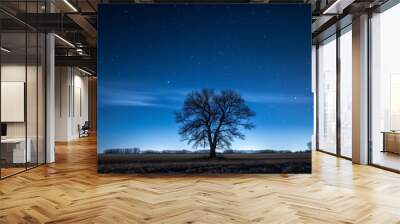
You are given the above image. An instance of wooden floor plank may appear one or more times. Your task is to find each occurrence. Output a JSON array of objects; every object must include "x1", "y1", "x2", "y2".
[{"x1": 0, "y1": 135, "x2": 400, "y2": 223}]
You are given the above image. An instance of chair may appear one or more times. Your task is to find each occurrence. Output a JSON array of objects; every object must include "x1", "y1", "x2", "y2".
[{"x1": 78, "y1": 121, "x2": 90, "y2": 138}]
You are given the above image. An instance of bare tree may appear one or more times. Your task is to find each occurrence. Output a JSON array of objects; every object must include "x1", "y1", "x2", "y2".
[{"x1": 175, "y1": 89, "x2": 255, "y2": 159}]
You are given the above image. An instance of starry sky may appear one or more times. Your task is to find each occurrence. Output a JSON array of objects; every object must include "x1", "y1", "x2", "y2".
[{"x1": 98, "y1": 4, "x2": 312, "y2": 153}]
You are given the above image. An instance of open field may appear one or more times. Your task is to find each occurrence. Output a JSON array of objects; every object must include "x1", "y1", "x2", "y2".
[{"x1": 98, "y1": 152, "x2": 311, "y2": 174}]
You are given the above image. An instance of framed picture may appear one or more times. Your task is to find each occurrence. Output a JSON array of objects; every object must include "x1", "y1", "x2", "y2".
[{"x1": 98, "y1": 4, "x2": 312, "y2": 174}]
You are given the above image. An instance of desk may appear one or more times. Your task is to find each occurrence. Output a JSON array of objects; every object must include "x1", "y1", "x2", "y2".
[
  {"x1": 1, "y1": 138, "x2": 31, "y2": 163},
  {"x1": 382, "y1": 131, "x2": 400, "y2": 154}
]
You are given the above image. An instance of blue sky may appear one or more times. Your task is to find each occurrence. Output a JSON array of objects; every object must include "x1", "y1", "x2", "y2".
[{"x1": 98, "y1": 4, "x2": 312, "y2": 153}]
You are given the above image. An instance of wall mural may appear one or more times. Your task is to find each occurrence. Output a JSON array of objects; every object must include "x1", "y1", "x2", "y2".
[{"x1": 98, "y1": 4, "x2": 312, "y2": 173}]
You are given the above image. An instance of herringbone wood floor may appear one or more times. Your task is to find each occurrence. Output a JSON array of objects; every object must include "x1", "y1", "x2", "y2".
[{"x1": 1, "y1": 135, "x2": 400, "y2": 224}]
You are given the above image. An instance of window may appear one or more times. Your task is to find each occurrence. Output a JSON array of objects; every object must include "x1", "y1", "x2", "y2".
[
  {"x1": 0, "y1": 2, "x2": 46, "y2": 179},
  {"x1": 370, "y1": 3, "x2": 400, "y2": 171},
  {"x1": 339, "y1": 27, "x2": 352, "y2": 158},
  {"x1": 317, "y1": 35, "x2": 337, "y2": 154}
]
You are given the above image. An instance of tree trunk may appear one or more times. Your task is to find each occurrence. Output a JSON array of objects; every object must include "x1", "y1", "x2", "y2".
[{"x1": 209, "y1": 145, "x2": 217, "y2": 159}]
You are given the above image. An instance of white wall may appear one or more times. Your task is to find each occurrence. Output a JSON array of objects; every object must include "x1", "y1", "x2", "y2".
[
  {"x1": 72, "y1": 73, "x2": 89, "y2": 138},
  {"x1": 55, "y1": 67, "x2": 89, "y2": 141},
  {"x1": 1, "y1": 64, "x2": 26, "y2": 139},
  {"x1": 55, "y1": 66, "x2": 70, "y2": 141},
  {"x1": 1, "y1": 64, "x2": 40, "y2": 137},
  {"x1": 1, "y1": 63, "x2": 46, "y2": 164}
]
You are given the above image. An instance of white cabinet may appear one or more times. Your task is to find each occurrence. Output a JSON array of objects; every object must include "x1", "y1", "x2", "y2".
[{"x1": 1, "y1": 138, "x2": 32, "y2": 163}]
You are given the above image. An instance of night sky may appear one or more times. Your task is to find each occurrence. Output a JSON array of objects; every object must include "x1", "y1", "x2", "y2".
[{"x1": 98, "y1": 4, "x2": 312, "y2": 153}]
